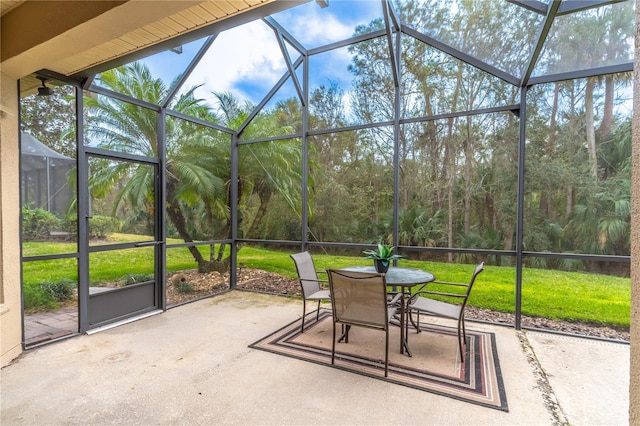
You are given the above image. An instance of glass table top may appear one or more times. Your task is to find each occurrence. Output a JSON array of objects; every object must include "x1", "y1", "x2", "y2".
[{"x1": 340, "y1": 266, "x2": 434, "y2": 285}]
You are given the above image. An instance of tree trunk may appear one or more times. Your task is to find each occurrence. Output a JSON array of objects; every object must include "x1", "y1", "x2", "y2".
[
  {"x1": 445, "y1": 61, "x2": 462, "y2": 264},
  {"x1": 503, "y1": 220, "x2": 515, "y2": 266},
  {"x1": 165, "y1": 198, "x2": 206, "y2": 267},
  {"x1": 566, "y1": 186, "x2": 574, "y2": 216},
  {"x1": 166, "y1": 180, "x2": 228, "y2": 273},
  {"x1": 445, "y1": 118, "x2": 455, "y2": 263},
  {"x1": 424, "y1": 95, "x2": 441, "y2": 210},
  {"x1": 548, "y1": 82, "x2": 559, "y2": 155},
  {"x1": 599, "y1": 75, "x2": 614, "y2": 142},
  {"x1": 448, "y1": 184, "x2": 454, "y2": 263},
  {"x1": 463, "y1": 116, "x2": 472, "y2": 234},
  {"x1": 585, "y1": 77, "x2": 598, "y2": 178},
  {"x1": 540, "y1": 82, "x2": 560, "y2": 219},
  {"x1": 246, "y1": 183, "x2": 271, "y2": 239}
]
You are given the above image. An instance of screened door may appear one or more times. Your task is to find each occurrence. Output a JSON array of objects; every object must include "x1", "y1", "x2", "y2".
[{"x1": 85, "y1": 153, "x2": 162, "y2": 328}]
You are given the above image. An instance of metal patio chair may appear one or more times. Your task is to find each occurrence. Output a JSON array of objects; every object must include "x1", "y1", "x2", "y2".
[
  {"x1": 327, "y1": 269, "x2": 399, "y2": 377},
  {"x1": 290, "y1": 251, "x2": 331, "y2": 333},
  {"x1": 407, "y1": 262, "x2": 484, "y2": 361}
]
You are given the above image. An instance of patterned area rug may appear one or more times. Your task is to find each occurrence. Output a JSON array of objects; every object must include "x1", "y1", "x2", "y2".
[{"x1": 250, "y1": 309, "x2": 508, "y2": 411}]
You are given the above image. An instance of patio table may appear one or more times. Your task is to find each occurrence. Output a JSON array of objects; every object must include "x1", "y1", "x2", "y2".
[{"x1": 339, "y1": 266, "x2": 435, "y2": 356}]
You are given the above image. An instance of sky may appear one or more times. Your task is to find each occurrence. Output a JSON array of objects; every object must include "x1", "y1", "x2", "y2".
[
  {"x1": 138, "y1": 0, "x2": 384, "y2": 113},
  {"x1": 119, "y1": 0, "x2": 635, "y2": 122}
]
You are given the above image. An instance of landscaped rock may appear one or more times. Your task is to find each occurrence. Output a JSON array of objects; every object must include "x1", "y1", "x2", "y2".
[{"x1": 166, "y1": 268, "x2": 629, "y2": 342}]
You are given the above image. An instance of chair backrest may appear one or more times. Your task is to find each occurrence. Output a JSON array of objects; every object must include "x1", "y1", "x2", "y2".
[
  {"x1": 460, "y1": 262, "x2": 485, "y2": 310},
  {"x1": 290, "y1": 251, "x2": 321, "y2": 297},
  {"x1": 327, "y1": 269, "x2": 388, "y2": 330}
]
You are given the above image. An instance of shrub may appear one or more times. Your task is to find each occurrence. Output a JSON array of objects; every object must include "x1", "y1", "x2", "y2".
[
  {"x1": 23, "y1": 285, "x2": 57, "y2": 312},
  {"x1": 23, "y1": 278, "x2": 76, "y2": 311},
  {"x1": 61, "y1": 215, "x2": 78, "y2": 237},
  {"x1": 123, "y1": 273, "x2": 154, "y2": 286},
  {"x1": 174, "y1": 281, "x2": 194, "y2": 293},
  {"x1": 40, "y1": 279, "x2": 76, "y2": 302},
  {"x1": 170, "y1": 273, "x2": 194, "y2": 293},
  {"x1": 21, "y1": 206, "x2": 61, "y2": 241},
  {"x1": 89, "y1": 215, "x2": 119, "y2": 239}
]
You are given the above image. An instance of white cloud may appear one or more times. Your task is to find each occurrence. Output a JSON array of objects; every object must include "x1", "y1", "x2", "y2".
[
  {"x1": 274, "y1": 0, "x2": 382, "y2": 49},
  {"x1": 175, "y1": 1, "x2": 384, "y2": 109},
  {"x1": 182, "y1": 20, "x2": 289, "y2": 107},
  {"x1": 285, "y1": 8, "x2": 354, "y2": 47}
]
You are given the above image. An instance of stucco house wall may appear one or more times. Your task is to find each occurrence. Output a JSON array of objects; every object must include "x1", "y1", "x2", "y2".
[
  {"x1": 629, "y1": 8, "x2": 640, "y2": 423},
  {"x1": 0, "y1": 71, "x2": 23, "y2": 366}
]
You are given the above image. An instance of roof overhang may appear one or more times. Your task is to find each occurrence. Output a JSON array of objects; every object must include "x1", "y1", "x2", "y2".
[{"x1": 1, "y1": 0, "x2": 305, "y2": 94}]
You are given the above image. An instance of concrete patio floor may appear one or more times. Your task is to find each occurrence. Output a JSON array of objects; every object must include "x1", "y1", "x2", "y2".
[{"x1": 1, "y1": 291, "x2": 629, "y2": 425}]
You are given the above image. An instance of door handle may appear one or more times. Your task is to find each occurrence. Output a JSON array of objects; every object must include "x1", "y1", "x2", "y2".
[{"x1": 134, "y1": 241, "x2": 162, "y2": 247}]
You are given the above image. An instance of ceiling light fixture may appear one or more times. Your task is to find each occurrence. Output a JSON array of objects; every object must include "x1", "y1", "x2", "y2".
[{"x1": 37, "y1": 77, "x2": 52, "y2": 96}]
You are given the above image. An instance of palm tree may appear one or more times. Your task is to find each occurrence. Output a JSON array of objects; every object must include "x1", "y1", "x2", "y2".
[
  {"x1": 87, "y1": 65, "x2": 310, "y2": 272},
  {"x1": 85, "y1": 62, "x2": 229, "y2": 272},
  {"x1": 396, "y1": 207, "x2": 447, "y2": 248},
  {"x1": 211, "y1": 91, "x2": 307, "y2": 240}
]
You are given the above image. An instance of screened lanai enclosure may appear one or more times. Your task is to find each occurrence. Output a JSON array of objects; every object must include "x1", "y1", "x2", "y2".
[
  {"x1": 20, "y1": 0, "x2": 633, "y2": 346},
  {"x1": 20, "y1": 132, "x2": 75, "y2": 217}
]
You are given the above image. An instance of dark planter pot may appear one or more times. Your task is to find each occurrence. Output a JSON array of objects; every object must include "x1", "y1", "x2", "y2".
[{"x1": 374, "y1": 259, "x2": 390, "y2": 273}]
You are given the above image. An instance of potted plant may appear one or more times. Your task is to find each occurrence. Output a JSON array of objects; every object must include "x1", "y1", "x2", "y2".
[{"x1": 363, "y1": 244, "x2": 404, "y2": 273}]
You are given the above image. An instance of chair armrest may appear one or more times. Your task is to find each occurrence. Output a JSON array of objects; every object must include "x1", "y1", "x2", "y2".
[
  {"x1": 300, "y1": 278, "x2": 330, "y2": 292},
  {"x1": 315, "y1": 273, "x2": 329, "y2": 287},
  {"x1": 408, "y1": 290, "x2": 466, "y2": 304},
  {"x1": 300, "y1": 277, "x2": 328, "y2": 283},
  {"x1": 414, "y1": 279, "x2": 468, "y2": 292},
  {"x1": 431, "y1": 280, "x2": 469, "y2": 287},
  {"x1": 314, "y1": 278, "x2": 329, "y2": 289},
  {"x1": 419, "y1": 290, "x2": 466, "y2": 298},
  {"x1": 387, "y1": 292, "x2": 402, "y2": 307}
]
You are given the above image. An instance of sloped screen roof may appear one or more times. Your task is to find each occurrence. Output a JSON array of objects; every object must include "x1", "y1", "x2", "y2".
[{"x1": 82, "y1": 0, "x2": 634, "y2": 96}]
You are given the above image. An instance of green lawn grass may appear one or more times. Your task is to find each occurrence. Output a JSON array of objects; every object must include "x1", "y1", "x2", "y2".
[
  {"x1": 22, "y1": 237, "x2": 631, "y2": 329},
  {"x1": 238, "y1": 247, "x2": 630, "y2": 329}
]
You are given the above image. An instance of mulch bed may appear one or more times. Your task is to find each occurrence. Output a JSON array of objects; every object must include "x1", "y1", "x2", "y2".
[{"x1": 166, "y1": 268, "x2": 630, "y2": 342}]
